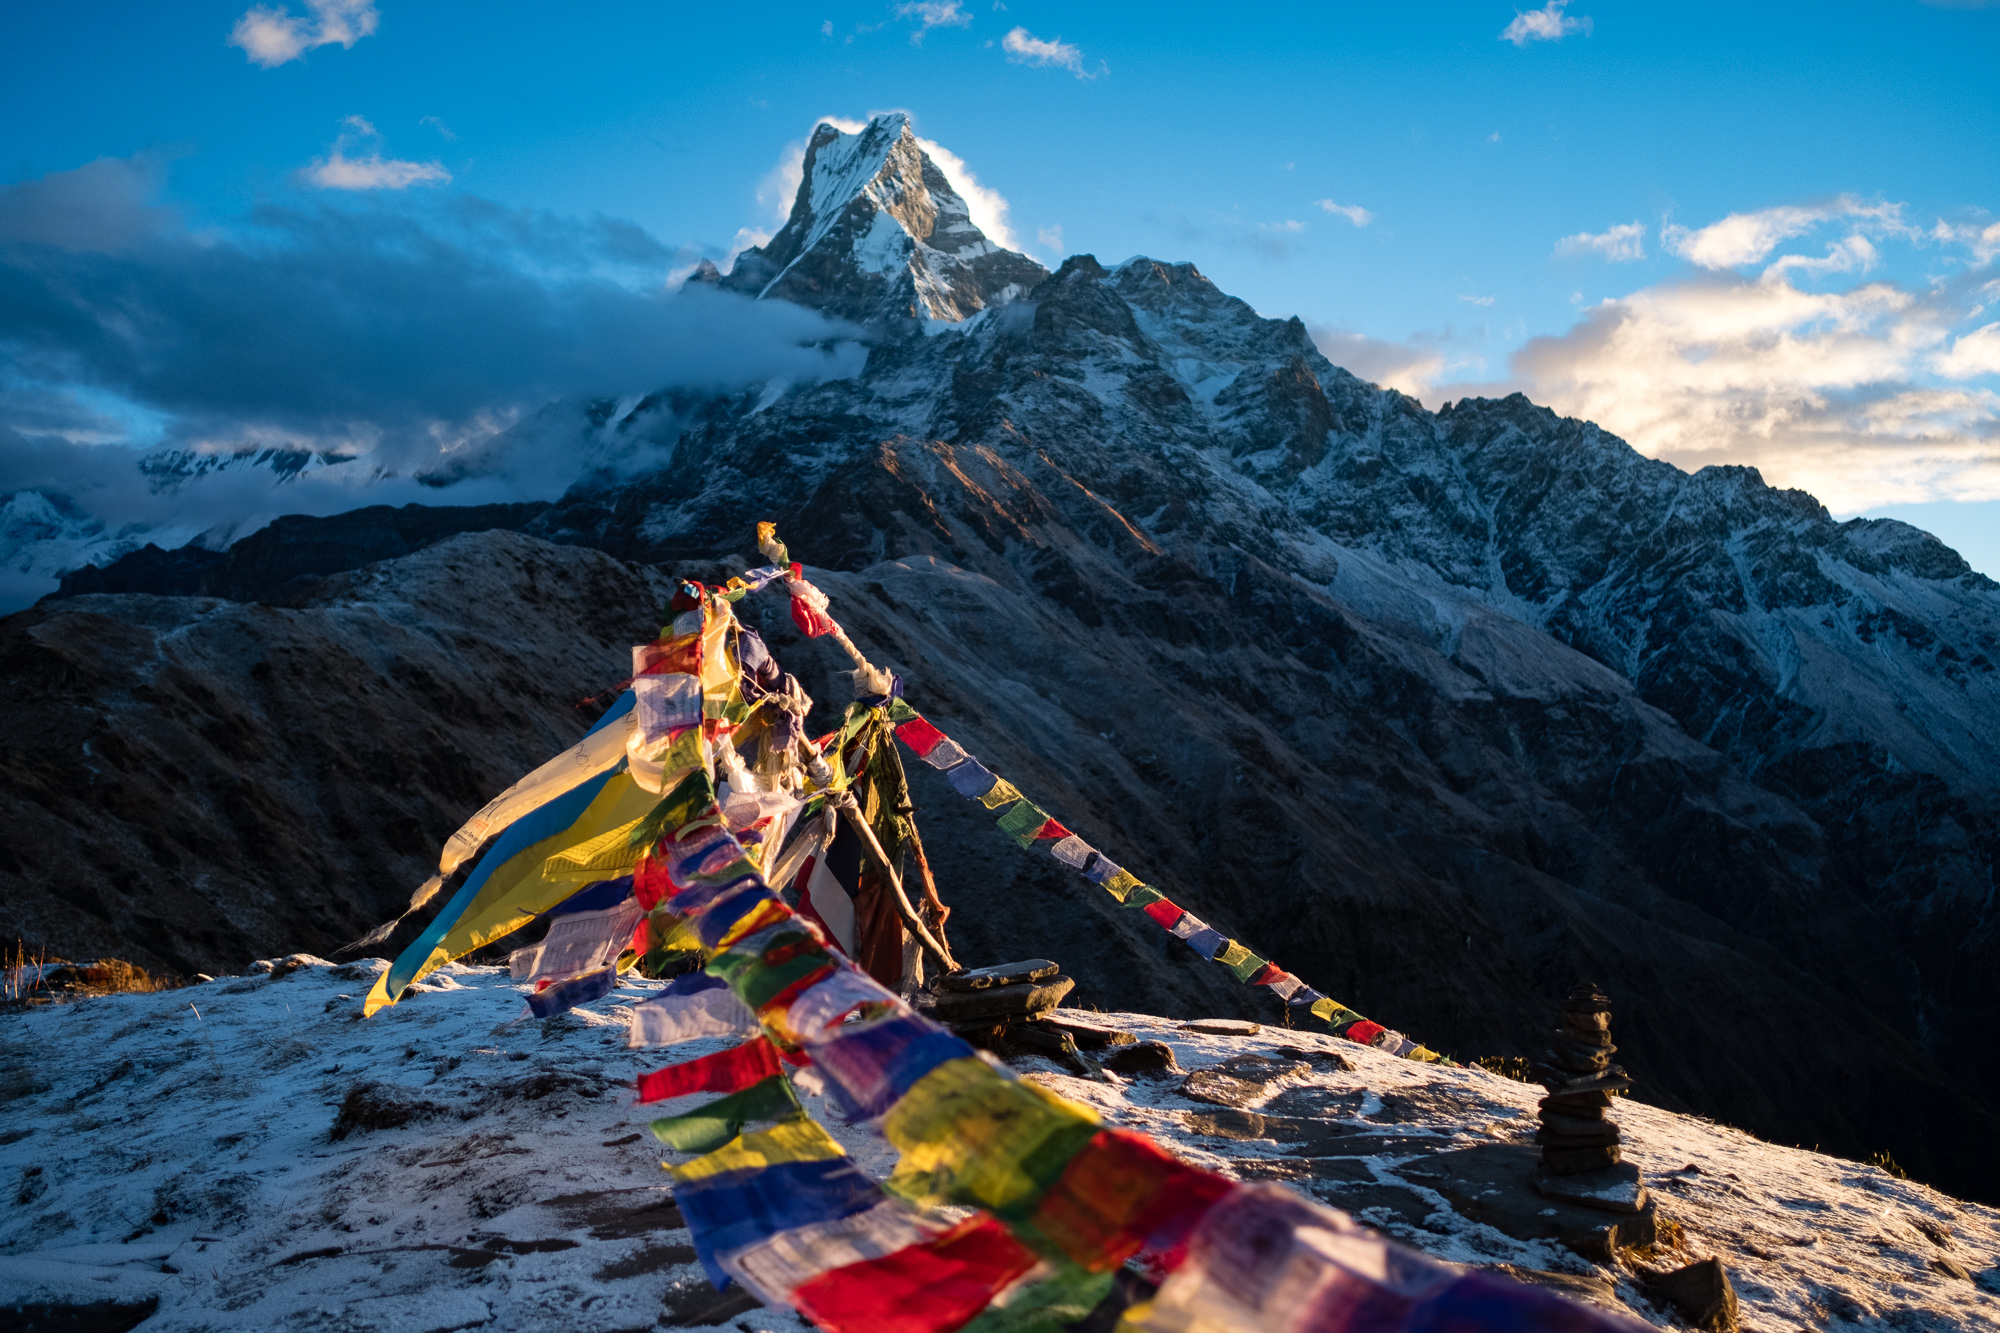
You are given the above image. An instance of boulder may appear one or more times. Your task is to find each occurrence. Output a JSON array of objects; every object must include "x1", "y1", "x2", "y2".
[
  {"x1": 1645, "y1": 1257, "x2": 1738, "y2": 1332},
  {"x1": 931, "y1": 974, "x2": 1073, "y2": 1023},
  {"x1": 1102, "y1": 1041, "x2": 1180, "y2": 1077}
]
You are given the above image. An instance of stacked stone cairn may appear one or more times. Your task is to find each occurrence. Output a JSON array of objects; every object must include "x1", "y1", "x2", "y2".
[
  {"x1": 928, "y1": 959, "x2": 1137, "y2": 1076},
  {"x1": 1535, "y1": 982, "x2": 1632, "y2": 1173}
]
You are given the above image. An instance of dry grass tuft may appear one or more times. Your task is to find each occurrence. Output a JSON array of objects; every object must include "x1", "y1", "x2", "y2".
[{"x1": 4, "y1": 941, "x2": 180, "y2": 1006}]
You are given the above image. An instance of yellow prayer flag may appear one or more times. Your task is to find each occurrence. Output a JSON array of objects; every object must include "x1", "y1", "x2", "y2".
[
  {"x1": 670, "y1": 1116, "x2": 845, "y2": 1183},
  {"x1": 1101, "y1": 869, "x2": 1143, "y2": 901},
  {"x1": 976, "y1": 779, "x2": 1023, "y2": 811},
  {"x1": 882, "y1": 1058, "x2": 1099, "y2": 1215},
  {"x1": 541, "y1": 815, "x2": 648, "y2": 882}
]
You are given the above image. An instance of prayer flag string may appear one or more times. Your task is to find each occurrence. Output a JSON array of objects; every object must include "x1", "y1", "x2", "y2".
[
  {"x1": 357, "y1": 528, "x2": 1644, "y2": 1333},
  {"x1": 883, "y1": 700, "x2": 1445, "y2": 1063}
]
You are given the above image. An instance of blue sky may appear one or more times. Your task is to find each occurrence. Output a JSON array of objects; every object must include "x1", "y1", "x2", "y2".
[{"x1": 3, "y1": 0, "x2": 1999, "y2": 574}]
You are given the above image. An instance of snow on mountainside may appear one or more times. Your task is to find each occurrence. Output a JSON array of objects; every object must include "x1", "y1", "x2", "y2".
[
  {"x1": 714, "y1": 114, "x2": 1049, "y2": 326},
  {"x1": 3, "y1": 961, "x2": 1997, "y2": 1331}
]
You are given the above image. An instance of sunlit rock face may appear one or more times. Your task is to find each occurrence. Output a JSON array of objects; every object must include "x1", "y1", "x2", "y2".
[
  {"x1": 716, "y1": 113, "x2": 1049, "y2": 327},
  {"x1": 14, "y1": 122, "x2": 2000, "y2": 1203}
]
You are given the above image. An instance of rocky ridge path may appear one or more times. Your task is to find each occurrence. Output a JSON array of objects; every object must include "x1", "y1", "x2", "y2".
[{"x1": 1, "y1": 961, "x2": 1994, "y2": 1332}]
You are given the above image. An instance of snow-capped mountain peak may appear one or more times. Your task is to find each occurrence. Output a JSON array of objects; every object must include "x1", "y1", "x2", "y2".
[{"x1": 720, "y1": 114, "x2": 1048, "y2": 326}]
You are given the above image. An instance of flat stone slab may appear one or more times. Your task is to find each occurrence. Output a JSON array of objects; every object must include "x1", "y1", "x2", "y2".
[
  {"x1": 1534, "y1": 1160, "x2": 1651, "y2": 1214},
  {"x1": 932, "y1": 975, "x2": 1073, "y2": 1023},
  {"x1": 1181, "y1": 1019, "x2": 1261, "y2": 1036},
  {"x1": 1179, "y1": 1054, "x2": 1309, "y2": 1108},
  {"x1": 1396, "y1": 1142, "x2": 1656, "y2": 1262},
  {"x1": 1034, "y1": 1012, "x2": 1137, "y2": 1048},
  {"x1": 937, "y1": 959, "x2": 1060, "y2": 992}
]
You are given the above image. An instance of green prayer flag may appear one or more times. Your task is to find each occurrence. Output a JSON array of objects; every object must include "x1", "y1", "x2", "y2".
[
  {"x1": 887, "y1": 697, "x2": 920, "y2": 725},
  {"x1": 1121, "y1": 885, "x2": 1166, "y2": 911},
  {"x1": 1217, "y1": 941, "x2": 1268, "y2": 983},
  {"x1": 995, "y1": 799, "x2": 1051, "y2": 848},
  {"x1": 956, "y1": 1264, "x2": 1116, "y2": 1333},
  {"x1": 648, "y1": 1077, "x2": 800, "y2": 1154},
  {"x1": 628, "y1": 767, "x2": 717, "y2": 849}
]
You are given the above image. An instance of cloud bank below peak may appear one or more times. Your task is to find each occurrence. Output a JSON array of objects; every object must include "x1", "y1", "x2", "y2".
[{"x1": 0, "y1": 153, "x2": 867, "y2": 603}]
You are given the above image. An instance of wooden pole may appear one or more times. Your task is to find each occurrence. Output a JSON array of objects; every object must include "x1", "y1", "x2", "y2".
[{"x1": 831, "y1": 793, "x2": 960, "y2": 975}]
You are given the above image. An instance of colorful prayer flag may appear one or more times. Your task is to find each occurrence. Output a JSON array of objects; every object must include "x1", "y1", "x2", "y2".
[
  {"x1": 994, "y1": 800, "x2": 1051, "y2": 848},
  {"x1": 975, "y1": 778, "x2": 1022, "y2": 811},
  {"x1": 628, "y1": 972, "x2": 758, "y2": 1046},
  {"x1": 894, "y1": 716, "x2": 946, "y2": 758},
  {"x1": 881, "y1": 1058, "x2": 1100, "y2": 1216},
  {"x1": 648, "y1": 1076, "x2": 800, "y2": 1153},
  {"x1": 636, "y1": 1037, "x2": 783, "y2": 1104},
  {"x1": 790, "y1": 1215, "x2": 1040, "y2": 1333},
  {"x1": 525, "y1": 966, "x2": 615, "y2": 1018},
  {"x1": 806, "y1": 1012, "x2": 975, "y2": 1121},
  {"x1": 946, "y1": 759, "x2": 999, "y2": 800},
  {"x1": 670, "y1": 1119, "x2": 880, "y2": 1287},
  {"x1": 921, "y1": 738, "x2": 970, "y2": 770},
  {"x1": 785, "y1": 967, "x2": 900, "y2": 1039},
  {"x1": 721, "y1": 1198, "x2": 940, "y2": 1308}
]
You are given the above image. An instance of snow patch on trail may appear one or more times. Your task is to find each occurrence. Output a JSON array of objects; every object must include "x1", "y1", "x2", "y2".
[{"x1": 3, "y1": 962, "x2": 1997, "y2": 1330}]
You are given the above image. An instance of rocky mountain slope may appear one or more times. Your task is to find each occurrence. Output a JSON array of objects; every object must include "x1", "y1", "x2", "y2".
[
  {"x1": 3, "y1": 961, "x2": 1996, "y2": 1331},
  {"x1": 0, "y1": 532, "x2": 667, "y2": 975},
  {"x1": 7, "y1": 114, "x2": 1999, "y2": 1201}
]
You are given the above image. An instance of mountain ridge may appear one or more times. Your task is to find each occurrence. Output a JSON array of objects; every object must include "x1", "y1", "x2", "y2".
[{"x1": 8, "y1": 116, "x2": 1999, "y2": 1200}]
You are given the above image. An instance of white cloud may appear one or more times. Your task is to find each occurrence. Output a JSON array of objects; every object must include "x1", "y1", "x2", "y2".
[
  {"x1": 1937, "y1": 323, "x2": 2000, "y2": 379},
  {"x1": 1261, "y1": 219, "x2": 1306, "y2": 233},
  {"x1": 1002, "y1": 26, "x2": 1098, "y2": 78},
  {"x1": 895, "y1": 1, "x2": 971, "y2": 43},
  {"x1": 1490, "y1": 271, "x2": 1999, "y2": 510},
  {"x1": 1555, "y1": 221, "x2": 1644, "y2": 261},
  {"x1": 821, "y1": 19, "x2": 834, "y2": 36},
  {"x1": 302, "y1": 116, "x2": 450, "y2": 191},
  {"x1": 1762, "y1": 233, "x2": 1878, "y2": 281},
  {"x1": 1308, "y1": 325, "x2": 1447, "y2": 397},
  {"x1": 1036, "y1": 224, "x2": 1064, "y2": 258},
  {"x1": 1662, "y1": 196, "x2": 1909, "y2": 269},
  {"x1": 419, "y1": 116, "x2": 457, "y2": 141},
  {"x1": 1460, "y1": 293, "x2": 1497, "y2": 306},
  {"x1": 1500, "y1": 1, "x2": 1590, "y2": 46},
  {"x1": 228, "y1": 0, "x2": 377, "y2": 67},
  {"x1": 1933, "y1": 218, "x2": 2000, "y2": 265},
  {"x1": 915, "y1": 134, "x2": 1021, "y2": 250},
  {"x1": 1316, "y1": 199, "x2": 1372, "y2": 227}
]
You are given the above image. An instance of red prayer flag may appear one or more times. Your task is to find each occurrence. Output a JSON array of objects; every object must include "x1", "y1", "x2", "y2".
[
  {"x1": 636, "y1": 1037, "x2": 782, "y2": 1104},
  {"x1": 633, "y1": 851, "x2": 673, "y2": 911},
  {"x1": 1343, "y1": 1019, "x2": 1386, "y2": 1046},
  {"x1": 791, "y1": 595, "x2": 837, "y2": 638},
  {"x1": 1028, "y1": 1129, "x2": 1235, "y2": 1272},
  {"x1": 1030, "y1": 818, "x2": 1071, "y2": 842},
  {"x1": 791, "y1": 1215, "x2": 1038, "y2": 1333},
  {"x1": 893, "y1": 716, "x2": 946, "y2": 758},
  {"x1": 757, "y1": 962, "x2": 839, "y2": 1018},
  {"x1": 1142, "y1": 899, "x2": 1184, "y2": 930},
  {"x1": 1246, "y1": 962, "x2": 1285, "y2": 986}
]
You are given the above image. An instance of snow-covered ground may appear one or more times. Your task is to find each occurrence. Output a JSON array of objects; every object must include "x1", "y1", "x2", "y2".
[{"x1": 3, "y1": 959, "x2": 1995, "y2": 1331}]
